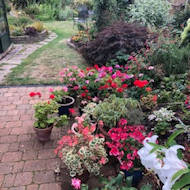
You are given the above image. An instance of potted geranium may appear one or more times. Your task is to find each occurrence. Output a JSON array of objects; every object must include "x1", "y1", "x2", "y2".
[
  {"x1": 34, "y1": 100, "x2": 68, "y2": 142},
  {"x1": 55, "y1": 114, "x2": 108, "y2": 182},
  {"x1": 106, "y1": 119, "x2": 149, "y2": 186}
]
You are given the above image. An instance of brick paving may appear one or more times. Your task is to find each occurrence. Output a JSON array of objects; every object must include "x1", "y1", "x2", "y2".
[{"x1": 0, "y1": 86, "x2": 65, "y2": 190}]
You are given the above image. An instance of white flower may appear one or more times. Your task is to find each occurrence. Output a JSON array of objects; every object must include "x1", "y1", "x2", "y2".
[{"x1": 148, "y1": 114, "x2": 156, "y2": 121}]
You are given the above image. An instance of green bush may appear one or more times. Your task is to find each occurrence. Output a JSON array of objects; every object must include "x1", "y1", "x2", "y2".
[
  {"x1": 24, "y1": 4, "x2": 40, "y2": 16},
  {"x1": 173, "y1": 8, "x2": 190, "y2": 29},
  {"x1": 57, "y1": 6, "x2": 73, "y2": 21},
  {"x1": 150, "y1": 43, "x2": 190, "y2": 76},
  {"x1": 129, "y1": 0, "x2": 172, "y2": 27},
  {"x1": 8, "y1": 16, "x2": 32, "y2": 28}
]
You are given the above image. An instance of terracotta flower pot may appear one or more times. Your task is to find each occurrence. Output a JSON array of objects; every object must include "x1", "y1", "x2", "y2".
[
  {"x1": 58, "y1": 96, "x2": 75, "y2": 116},
  {"x1": 34, "y1": 125, "x2": 53, "y2": 142}
]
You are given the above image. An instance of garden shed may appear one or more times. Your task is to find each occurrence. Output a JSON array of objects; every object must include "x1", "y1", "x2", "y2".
[{"x1": 0, "y1": 0, "x2": 11, "y2": 53}]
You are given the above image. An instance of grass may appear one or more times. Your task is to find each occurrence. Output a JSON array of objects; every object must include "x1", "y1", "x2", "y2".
[{"x1": 3, "y1": 21, "x2": 87, "y2": 86}]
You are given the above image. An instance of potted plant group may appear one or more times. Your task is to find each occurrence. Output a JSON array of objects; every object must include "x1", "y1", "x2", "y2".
[{"x1": 34, "y1": 100, "x2": 68, "y2": 142}]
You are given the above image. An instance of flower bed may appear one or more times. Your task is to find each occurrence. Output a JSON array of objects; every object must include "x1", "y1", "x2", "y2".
[{"x1": 29, "y1": 20, "x2": 190, "y2": 190}]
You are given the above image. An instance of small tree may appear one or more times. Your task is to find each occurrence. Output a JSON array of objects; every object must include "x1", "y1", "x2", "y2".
[{"x1": 92, "y1": 0, "x2": 118, "y2": 32}]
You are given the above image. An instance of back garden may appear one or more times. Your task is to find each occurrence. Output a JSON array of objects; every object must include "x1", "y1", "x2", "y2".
[{"x1": 0, "y1": 0, "x2": 190, "y2": 189}]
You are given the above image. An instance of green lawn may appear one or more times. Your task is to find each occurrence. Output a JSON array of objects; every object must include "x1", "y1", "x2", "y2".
[{"x1": 3, "y1": 21, "x2": 87, "y2": 85}]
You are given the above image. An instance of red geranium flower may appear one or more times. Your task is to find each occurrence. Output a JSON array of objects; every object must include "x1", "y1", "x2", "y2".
[
  {"x1": 82, "y1": 86, "x2": 87, "y2": 90},
  {"x1": 49, "y1": 94, "x2": 55, "y2": 99},
  {"x1": 122, "y1": 84, "x2": 128, "y2": 89},
  {"x1": 94, "y1": 64, "x2": 99, "y2": 70},
  {"x1": 111, "y1": 82, "x2": 118, "y2": 88},
  {"x1": 134, "y1": 80, "x2": 149, "y2": 88},
  {"x1": 145, "y1": 87, "x2": 152, "y2": 92},
  {"x1": 69, "y1": 108, "x2": 76, "y2": 115},
  {"x1": 36, "y1": 92, "x2": 42, "y2": 97},
  {"x1": 29, "y1": 92, "x2": 36, "y2": 97},
  {"x1": 117, "y1": 88, "x2": 124, "y2": 93},
  {"x1": 81, "y1": 93, "x2": 86, "y2": 97},
  {"x1": 152, "y1": 95, "x2": 158, "y2": 102}
]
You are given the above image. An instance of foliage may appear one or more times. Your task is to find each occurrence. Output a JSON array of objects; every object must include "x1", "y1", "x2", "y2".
[
  {"x1": 92, "y1": 0, "x2": 117, "y2": 32},
  {"x1": 73, "y1": 0, "x2": 93, "y2": 9},
  {"x1": 181, "y1": 18, "x2": 190, "y2": 46},
  {"x1": 89, "y1": 95, "x2": 144, "y2": 127},
  {"x1": 34, "y1": 100, "x2": 68, "y2": 128},
  {"x1": 24, "y1": 26, "x2": 38, "y2": 36},
  {"x1": 149, "y1": 42, "x2": 190, "y2": 76},
  {"x1": 8, "y1": 16, "x2": 33, "y2": 28},
  {"x1": 12, "y1": 0, "x2": 28, "y2": 9},
  {"x1": 31, "y1": 21, "x2": 44, "y2": 32},
  {"x1": 172, "y1": 168, "x2": 190, "y2": 190},
  {"x1": 173, "y1": 8, "x2": 190, "y2": 29},
  {"x1": 57, "y1": 6, "x2": 74, "y2": 21},
  {"x1": 148, "y1": 108, "x2": 175, "y2": 135},
  {"x1": 55, "y1": 115, "x2": 108, "y2": 177},
  {"x1": 129, "y1": 0, "x2": 172, "y2": 27},
  {"x1": 80, "y1": 22, "x2": 148, "y2": 66},
  {"x1": 80, "y1": 173, "x2": 152, "y2": 189},
  {"x1": 140, "y1": 94, "x2": 157, "y2": 111},
  {"x1": 24, "y1": 4, "x2": 40, "y2": 16}
]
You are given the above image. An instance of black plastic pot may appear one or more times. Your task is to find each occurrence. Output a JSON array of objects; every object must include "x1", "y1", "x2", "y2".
[
  {"x1": 58, "y1": 96, "x2": 75, "y2": 116},
  {"x1": 124, "y1": 169, "x2": 143, "y2": 186}
]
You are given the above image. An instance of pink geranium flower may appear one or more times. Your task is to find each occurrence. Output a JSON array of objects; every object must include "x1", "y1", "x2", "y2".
[{"x1": 71, "y1": 178, "x2": 81, "y2": 189}]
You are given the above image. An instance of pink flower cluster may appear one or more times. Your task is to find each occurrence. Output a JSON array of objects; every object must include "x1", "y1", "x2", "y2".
[{"x1": 106, "y1": 119, "x2": 148, "y2": 171}]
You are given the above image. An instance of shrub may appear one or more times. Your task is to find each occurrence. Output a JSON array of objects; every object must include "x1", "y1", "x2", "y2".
[
  {"x1": 57, "y1": 6, "x2": 73, "y2": 21},
  {"x1": 25, "y1": 26, "x2": 38, "y2": 36},
  {"x1": 24, "y1": 4, "x2": 40, "y2": 16},
  {"x1": 10, "y1": 16, "x2": 33, "y2": 28},
  {"x1": 80, "y1": 21, "x2": 148, "y2": 66},
  {"x1": 181, "y1": 18, "x2": 190, "y2": 46},
  {"x1": 150, "y1": 43, "x2": 190, "y2": 76},
  {"x1": 173, "y1": 8, "x2": 190, "y2": 29},
  {"x1": 129, "y1": 0, "x2": 172, "y2": 27}
]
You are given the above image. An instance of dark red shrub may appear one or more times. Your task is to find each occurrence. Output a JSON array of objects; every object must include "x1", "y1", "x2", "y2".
[
  {"x1": 80, "y1": 22, "x2": 149, "y2": 66},
  {"x1": 25, "y1": 27, "x2": 37, "y2": 36}
]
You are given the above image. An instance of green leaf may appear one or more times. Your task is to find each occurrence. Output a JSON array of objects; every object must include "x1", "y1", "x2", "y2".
[
  {"x1": 172, "y1": 172, "x2": 190, "y2": 190},
  {"x1": 172, "y1": 168, "x2": 190, "y2": 182},
  {"x1": 166, "y1": 129, "x2": 185, "y2": 147},
  {"x1": 148, "y1": 142, "x2": 165, "y2": 153}
]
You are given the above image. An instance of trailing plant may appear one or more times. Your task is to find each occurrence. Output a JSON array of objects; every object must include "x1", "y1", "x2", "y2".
[
  {"x1": 55, "y1": 115, "x2": 108, "y2": 177},
  {"x1": 129, "y1": 0, "x2": 172, "y2": 27}
]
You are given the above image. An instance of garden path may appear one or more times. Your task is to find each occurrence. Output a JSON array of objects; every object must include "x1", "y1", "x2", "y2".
[
  {"x1": 0, "y1": 32, "x2": 57, "y2": 84},
  {"x1": 0, "y1": 85, "x2": 65, "y2": 190}
]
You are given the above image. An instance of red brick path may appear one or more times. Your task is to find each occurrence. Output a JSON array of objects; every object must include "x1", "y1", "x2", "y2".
[{"x1": 0, "y1": 86, "x2": 64, "y2": 190}]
